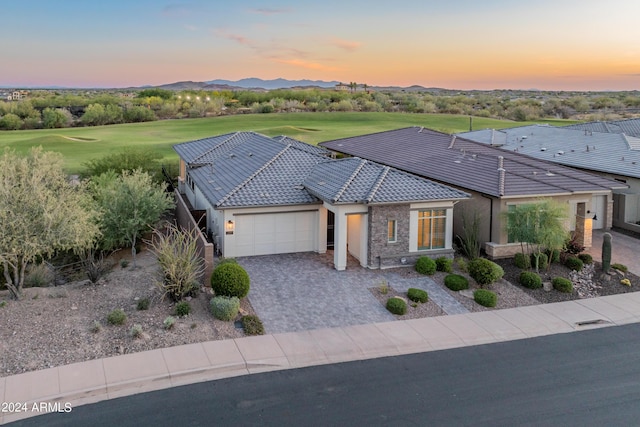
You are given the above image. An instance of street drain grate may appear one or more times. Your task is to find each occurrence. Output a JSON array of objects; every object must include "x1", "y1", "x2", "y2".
[{"x1": 575, "y1": 319, "x2": 610, "y2": 326}]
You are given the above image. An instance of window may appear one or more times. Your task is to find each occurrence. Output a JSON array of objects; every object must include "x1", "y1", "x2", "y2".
[
  {"x1": 417, "y1": 209, "x2": 446, "y2": 250},
  {"x1": 387, "y1": 220, "x2": 397, "y2": 243}
]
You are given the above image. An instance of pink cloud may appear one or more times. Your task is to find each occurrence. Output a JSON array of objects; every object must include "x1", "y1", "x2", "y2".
[
  {"x1": 331, "y1": 38, "x2": 362, "y2": 52},
  {"x1": 274, "y1": 58, "x2": 343, "y2": 72},
  {"x1": 213, "y1": 29, "x2": 253, "y2": 46}
]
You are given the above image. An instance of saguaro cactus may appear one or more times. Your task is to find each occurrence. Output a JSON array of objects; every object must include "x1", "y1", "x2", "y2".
[{"x1": 602, "y1": 232, "x2": 612, "y2": 274}]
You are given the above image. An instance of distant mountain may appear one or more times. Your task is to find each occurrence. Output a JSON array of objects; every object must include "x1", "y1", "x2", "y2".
[{"x1": 206, "y1": 78, "x2": 340, "y2": 89}]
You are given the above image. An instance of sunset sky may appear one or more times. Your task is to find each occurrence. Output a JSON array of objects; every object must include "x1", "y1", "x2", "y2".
[{"x1": 2, "y1": 0, "x2": 640, "y2": 90}]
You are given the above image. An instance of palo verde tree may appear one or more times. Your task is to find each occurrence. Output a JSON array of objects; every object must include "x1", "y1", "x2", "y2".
[
  {"x1": 90, "y1": 169, "x2": 174, "y2": 267},
  {"x1": 0, "y1": 148, "x2": 100, "y2": 299},
  {"x1": 503, "y1": 199, "x2": 568, "y2": 272}
]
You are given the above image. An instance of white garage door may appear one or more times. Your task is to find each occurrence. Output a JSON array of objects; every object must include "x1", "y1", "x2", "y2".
[{"x1": 234, "y1": 211, "x2": 317, "y2": 256}]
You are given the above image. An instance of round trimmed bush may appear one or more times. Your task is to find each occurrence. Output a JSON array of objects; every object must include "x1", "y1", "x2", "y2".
[
  {"x1": 444, "y1": 274, "x2": 469, "y2": 291},
  {"x1": 531, "y1": 253, "x2": 548, "y2": 270},
  {"x1": 175, "y1": 301, "x2": 191, "y2": 317},
  {"x1": 474, "y1": 289, "x2": 497, "y2": 307},
  {"x1": 407, "y1": 288, "x2": 429, "y2": 303},
  {"x1": 210, "y1": 263, "x2": 250, "y2": 298},
  {"x1": 519, "y1": 271, "x2": 542, "y2": 289},
  {"x1": 468, "y1": 258, "x2": 504, "y2": 286},
  {"x1": 415, "y1": 256, "x2": 436, "y2": 275},
  {"x1": 210, "y1": 296, "x2": 240, "y2": 321},
  {"x1": 107, "y1": 309, "x2": 127, "y2": 325},
  {"x1": 578, "y1": 253, "x2": 593, "y2": 265},
  {"x1": 552, "y1": 277, "x2": 573, "y2": 293},
  {"x1": 564, "y1": 256, "x2": 584, "y2": 272},
  {"x1": 514, "y1": 252, "x2": 530, "y2": 269},
  {"x1": 386, "y1": 297, "x2": 407, "y2": 315},
  {"x1": 435, "y1": 256, "x2": 453, "y2": 273}
]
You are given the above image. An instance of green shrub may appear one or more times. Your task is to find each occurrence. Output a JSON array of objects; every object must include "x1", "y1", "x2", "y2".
[
  {"x1": 107, "y1": 309, "x2": 127, "y2": 325},
  {"x1": 578, "y1": 253, "x2": 593, "y2": 265},
  {"x1": 386, "y1": 297, "x2": 407, "y2": 315},
  {"x1": 136, "y1": 298, "x2": 150, "y2": 311},
  {"x1": 120, "y1": 259, "x2": 129, "y2": 268},
  {"x1": 407, "y1": 288, "x2": 428, "y2": 303},
  {"x1": 210, "y1": 263, "x2": 250, "y2": 298},
  {"x1": 242, "y1": 315, "x2": 265, "y2": 336},
  {"x1": 163, "y1": 316, "x2": 176, "y2": 330},
  {"x1": 552, "y1": 277, "x2": 573, "y2": 293},
  {"x1": 210, "y1": 296, "x2": 240, "y2": 321},
  {"x1": 565, "y1": 256, "x2": 584, "y2": 271},
  {"x1": 455, "y1": 258, "x2": 468, "y2": 273},
  {"x1": 25, "y1": 263, "x2": 55, "y2": 288},
  {"x1": 0, "y1": 300, "x2": 7, "y2": 308},
  {"x1": 468, "y1": 258, "x2": 504, "y2": 286},
  {"x1": 474, "y1": 289, "x2": 497, "y2": 307},
  {"x1": 90, "y1": 320, "x2": 101, "y2": 333},
  {"x1": 611, "y1": 263, "x2": 628, "y2": 273},
  {"x1": 444, "y1": 274, "x2": 469, "y2": 291},
  {"x1": 175, "y1": 301, "x2": 191, "y2": 317},
  {"x1": 547, "y1": 249, "x2": 560, "y2": 263},
  {"x1": 435, "y1": 257, "x2": 453, "y2": 273},
  {"x1": 415, "y1": 257, "x2": 436, "y2": 275},
  {"x1": 514, "y1": 253, "x2": 530, "y2": 269},
  {"x1": 519, "y1": 271, "x2": 542, "y2": 289},
  {"x1": 130, "y1": 324, "x2": 143, "y2": 338},
  {"x1": 531, "y1": 253, "x2": 548, "y2": 270}
]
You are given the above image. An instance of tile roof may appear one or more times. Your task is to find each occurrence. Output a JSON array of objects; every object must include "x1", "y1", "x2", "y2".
[
  {"x1": 175, "y1": 131, "x2": 468, "y2": 208},
  {"x1": 459, "y1": 125, "x2": 640, "y2": 179},
  {"x1": 563, "y1": 118, "x2": 640, "y2": 138},
  {"x1": 304, "y1": 158, "x2": 469, "y2": 204},
  {"x1": 320, "y1": 127, "x2": 625, "y2": 198}
]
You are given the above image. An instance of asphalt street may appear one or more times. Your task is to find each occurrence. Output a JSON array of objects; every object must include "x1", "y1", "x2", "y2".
[{"x1": 11, "y1": 323, "x2": 640, "y2": 426}]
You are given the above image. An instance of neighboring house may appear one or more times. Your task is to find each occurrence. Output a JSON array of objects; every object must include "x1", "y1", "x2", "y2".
[
  {"x1": 174, "y1": 131, "x2": 469, "y2": 270},
  {"x1": 320, "y1": 127, "x2": 627, "y2": 259},
  {"x1": 459, "y1": 125, "x2": 640, "y2": 235},
  {"x1": 562, "y1": 118, "x2": 640, "y2": 138}
]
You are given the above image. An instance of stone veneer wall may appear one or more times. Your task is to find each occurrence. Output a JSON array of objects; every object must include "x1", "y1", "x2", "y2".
[
  {"x1": 174, "y1": 190, "x2": 214, "y2": 283},
  {"x1": 367, "y1": 204, "x2": 453, "y2": 269}
]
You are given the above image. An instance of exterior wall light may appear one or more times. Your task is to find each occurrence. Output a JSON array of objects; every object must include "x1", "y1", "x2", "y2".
[{"x1": 225, "y1": 220, "x2": 235, "y2": 234}]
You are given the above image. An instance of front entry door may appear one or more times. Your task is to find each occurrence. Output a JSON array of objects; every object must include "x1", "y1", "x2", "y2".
[{"x1": 327, "y1": 210, "x2": 335, "y2": 249}]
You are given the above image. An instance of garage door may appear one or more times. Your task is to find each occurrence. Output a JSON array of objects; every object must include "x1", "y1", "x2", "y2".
[{"x1": 234, "y1": 211, "x2": 317, "y2": 256}]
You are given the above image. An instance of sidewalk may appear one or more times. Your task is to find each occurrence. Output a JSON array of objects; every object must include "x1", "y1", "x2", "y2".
[{"x1": 3, "y1": 291, "x2": 640, "y2": 424}]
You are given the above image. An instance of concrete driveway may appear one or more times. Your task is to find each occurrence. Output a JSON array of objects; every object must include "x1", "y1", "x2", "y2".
[{"x1": 238, "y1": 252, "x2": 467, "y2": 334}]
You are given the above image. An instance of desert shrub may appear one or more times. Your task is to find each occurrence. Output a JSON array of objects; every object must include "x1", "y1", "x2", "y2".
[
  {"x1": 386, "y1": 297, "x2": 407, "y2": 315},
  {"x1": 83, "y1": 251, "x2": 112, "y2": 283},
  {"x1": 444, "y1": 274, "x2": 469, "y2": 291},
  {"x1": 120, "y1": 259, "x2": 129, "y2": 268},
  {"x1": 563, "y1": 234, "x2": 585, "y2": 255},
  {"x1": 474, "y1": 289, "x2": 497, "y2": 307},
  {"x1": 210, "y1": 296, "x2": 240, "y2": 321},
  {"x1": 468, "y1": 258, "x2": 504, "y2": 286},
  {"x1": 90, "y1": 320, "x2": 101, "y2": 333},
  {"x1": 242, "y1": 315, "x2": 265, "y2": 336},
  {"x1": 210, "y1": 263, "x2": 250, "y2": 298},
  {"x1": 407, "y1": 288, "x2": 429, "y2": 303},
  {"x1": 107, "y1": 309, "x2": 127, "y2": 325},
  {"x1": 136, "y1": 298, "x2": 150, "y2": 310},
  {"x1": 565, "y1": 256, "x2": 584, "y2": 271},
  {"x1": 130, "y1": 324, "x2": 143, "y2": 338},
  {"x1": 149, "y1": 224, "x2": 205, "y2": 301},
  {"x1": 612, "y1": 263, "x2": 628, "y2": 273},
  {"x1": 415, "y1": 256, "x2": 436, "y2": 275},
  {"x1": 455, "y1": 258, "x2": 468, "y2": 272},
  {"x1": 552, "y1": 277, "x2": 573, "y2": 293},
  {"x1": 435, "y1": 257, "x2": 453, "y2": 273},
  {"x1": 514, "y1": 253, "x2": 530, "y2": 269},
  {"x1": 531, "y1": 253, "x2": 548, "y2": 270},
  {"x1": 578, "y1": 253, "x2": 593, "y2": 265},
  {"x1": 175, "y1": 301, "x2": 191, "y2": 317},
  {"x1": 24, "y1": 263, "x2": 55, "y2": 288},
  {"x1": 519, "y1": 271, "x2": 542, "y2": 289},
  {"x1": 164, "y1": 316, "x2": 176, "y2": 330}
]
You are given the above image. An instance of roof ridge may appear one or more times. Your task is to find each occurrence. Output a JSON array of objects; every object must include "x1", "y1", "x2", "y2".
[
  {"x1": 365, "y1": 166, "x2": 391, "y2": 203},
  {"x1": 333, "y1": 158, "x2": 367, "y2": 203},
  {"x1": 217, "y1": 144, "x2": 290, "y2": 206},
  {"x1": 192, "y1": 131, "x2": 241, "y2": 164}
]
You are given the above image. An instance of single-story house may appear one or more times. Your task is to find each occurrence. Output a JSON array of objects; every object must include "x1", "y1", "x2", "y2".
[
  {"x1": 174, "y1": 131, "x2": 470, "y2": 270},
  {"x1": 459, "y1": 124, "x2": 640, "y2": 234},
  {"x1": 320, "y1": 127, "x2": 627, "y2": 259}
]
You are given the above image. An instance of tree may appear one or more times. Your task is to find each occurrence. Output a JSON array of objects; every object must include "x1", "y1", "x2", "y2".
[
  {"x1": 123, "y1": 105, "x2": 156, "y2": 122},
  {"x1": 90, "y1": 170, "x2": 174, "y2": 267},
  {"x1": 0, "y1": 148, "x2": 100, "y2": 299},
  {"x1": 0, "y1": 113, "x2": 23, "y2": 130},
  {"x1": 82, "y1": 147, "x2": 164, "y2": 182},
  {"x1": 503, "y1": 199, "x2": 567, "y2": 272},
  {"x1": 42, "y1": 107, "x2": 72, "y2": 128}
]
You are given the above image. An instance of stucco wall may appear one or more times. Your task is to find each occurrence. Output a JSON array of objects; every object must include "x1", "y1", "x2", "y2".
[{"x1": 174, "y1": 190, "x2": 214, "y2": 283}]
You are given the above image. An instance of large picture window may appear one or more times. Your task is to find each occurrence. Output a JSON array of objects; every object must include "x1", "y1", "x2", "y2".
[{"x1": 417, "y1": 209, "x2": 446, "y2": 250}]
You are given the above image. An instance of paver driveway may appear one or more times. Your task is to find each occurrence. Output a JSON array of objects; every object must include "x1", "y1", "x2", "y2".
[{"x1": 239, "y1": 252, "x2": 467, "y2": 334}]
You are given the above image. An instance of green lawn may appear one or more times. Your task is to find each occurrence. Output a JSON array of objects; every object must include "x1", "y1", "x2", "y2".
[{"x1": 0, "y1": 113, "x2": 577, "y2": 173}]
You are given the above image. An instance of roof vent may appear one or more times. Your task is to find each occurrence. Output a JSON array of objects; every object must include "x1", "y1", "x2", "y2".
[
  {"x1": 557, "y1": 150, "x2": 564, "y2": 155},
  {"x1": 230, "y1": 153, "x2": 236, "y2": 158},
  {"x1": 546, "y1": 171, "x2": 555, "y2": 176},
  {"x1": 522, "y1": 136, "x2": 527, "y2": 140},
  {"x1": 541, "y1": 147, "x2": 547, "y2": 151},
  {"x1": 454, "y1": 160, "x2": 462, "y2": 164},
  {"x1": 294, "y1": 185, "x2": 304, "y2": 190}
]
